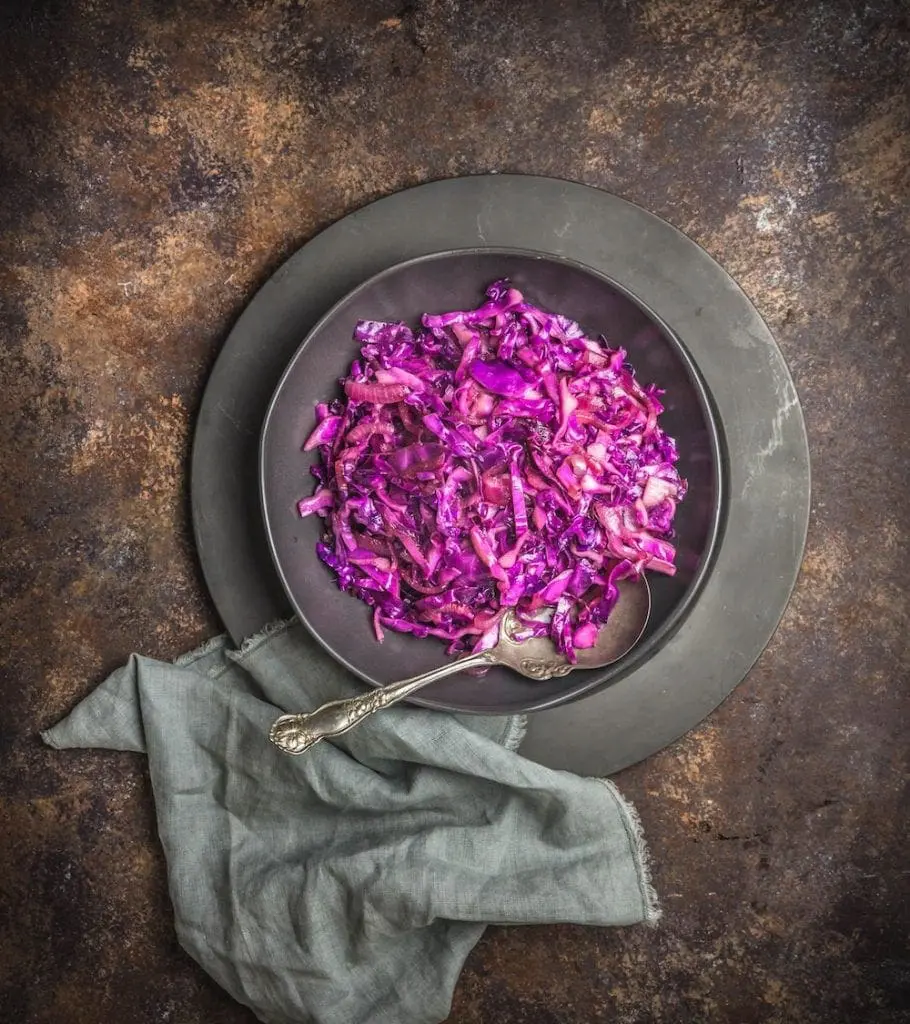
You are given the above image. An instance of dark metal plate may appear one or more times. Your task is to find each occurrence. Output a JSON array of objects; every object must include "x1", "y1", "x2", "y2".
[
  {"x1": 259, "y1": 248, "x2": 723, "y2": 714},
  {"x1": 191, "y1": 175, "x2": 809, "y2": 774}
]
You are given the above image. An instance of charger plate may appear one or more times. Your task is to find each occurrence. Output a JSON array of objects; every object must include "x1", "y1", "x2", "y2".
[{"x1": 190, "y1": 175, "x2": 809, "y2": 775}]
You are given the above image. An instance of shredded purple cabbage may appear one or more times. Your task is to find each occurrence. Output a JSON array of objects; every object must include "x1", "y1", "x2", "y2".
[{"x1": 297, "y1": 280, "x2": 687, "y2": 663}]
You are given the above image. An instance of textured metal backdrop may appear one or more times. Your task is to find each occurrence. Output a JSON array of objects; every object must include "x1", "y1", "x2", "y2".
[{"x1": 1, "y1": 1, "x2": 908, "y2": 1021}]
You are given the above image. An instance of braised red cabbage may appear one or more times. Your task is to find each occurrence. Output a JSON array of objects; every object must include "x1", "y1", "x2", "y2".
[{"x1": 297, "y1": 280, "x2": 687, "y2": 662}]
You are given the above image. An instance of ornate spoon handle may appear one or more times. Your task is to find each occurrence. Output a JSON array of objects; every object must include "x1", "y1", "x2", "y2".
[{"x1": 269, "y1": 651, "x2": 495, "y2": 754}]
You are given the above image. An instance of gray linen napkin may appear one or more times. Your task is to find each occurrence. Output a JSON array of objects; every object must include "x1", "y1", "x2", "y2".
[{"x1": 43, "y1": 619, "x2": 659, "y2": 1024}]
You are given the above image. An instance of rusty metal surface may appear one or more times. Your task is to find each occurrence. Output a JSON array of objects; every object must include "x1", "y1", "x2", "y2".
[{"x1": 1, "y1": 1, "x2": 907, "y2": 1021}]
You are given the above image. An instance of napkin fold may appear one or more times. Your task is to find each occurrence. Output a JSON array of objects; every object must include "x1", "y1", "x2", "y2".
[{"x1": 43, "y1": 619, "x2": 658, "y2": 1024}]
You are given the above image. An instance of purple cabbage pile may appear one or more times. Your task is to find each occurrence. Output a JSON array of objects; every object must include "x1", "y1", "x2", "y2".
[{"x1": 296, "y1": 280, "x2": 687, "y2": 663}]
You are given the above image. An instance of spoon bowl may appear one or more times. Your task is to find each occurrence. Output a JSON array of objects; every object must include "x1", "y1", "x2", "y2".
[{"x1": 495, "y1": 577, "x2": 652, "y2": 679}]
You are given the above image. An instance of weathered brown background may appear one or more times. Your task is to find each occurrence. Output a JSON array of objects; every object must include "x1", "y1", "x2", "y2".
[{"x1": 1, "y1": 0, "x2": 908, "y2": 1021}]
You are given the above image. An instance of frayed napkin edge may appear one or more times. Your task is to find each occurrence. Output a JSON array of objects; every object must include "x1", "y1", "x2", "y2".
[{"x1": 599, "y1": 778, "x2": 662, "y2": 926}]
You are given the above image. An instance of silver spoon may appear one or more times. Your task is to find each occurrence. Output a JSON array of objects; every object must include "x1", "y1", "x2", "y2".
[{"x1": 269, "y1": 576, "x2": 651, "y2": 755}]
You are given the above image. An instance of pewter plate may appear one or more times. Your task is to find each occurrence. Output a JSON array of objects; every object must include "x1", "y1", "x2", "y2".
[{"x1": 190, "y1": 175, "x2": 809, "y2": 774}]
